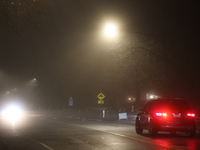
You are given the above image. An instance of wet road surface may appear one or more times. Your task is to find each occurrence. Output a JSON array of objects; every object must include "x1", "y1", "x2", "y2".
[{"x1": 0, "y1": 116, "x2": 200, "y2": 150}]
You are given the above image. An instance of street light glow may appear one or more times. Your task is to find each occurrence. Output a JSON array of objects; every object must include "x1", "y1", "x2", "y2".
[
  {"x1": 105, "y1": 24, "x2": 116, "y2": 37},
  {"x1": 150, "y1": 95, "x2": 154, "y2": 99}
]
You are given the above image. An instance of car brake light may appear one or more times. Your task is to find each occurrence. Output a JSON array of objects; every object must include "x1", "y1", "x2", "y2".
[
  {"x1": 156, "y1": 113, "x2": 167, "y2": 117},
  {"x1": 187, "y1": 113, "x2": 195, "y2": 117},
  {"x1": 163, "y1": 113, "x2": 167, "y2": 117}
]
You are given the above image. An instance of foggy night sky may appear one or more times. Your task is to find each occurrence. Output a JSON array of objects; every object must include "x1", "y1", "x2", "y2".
[{"x1": 0, "y1": 1, "x2": 200, "y2": 107}]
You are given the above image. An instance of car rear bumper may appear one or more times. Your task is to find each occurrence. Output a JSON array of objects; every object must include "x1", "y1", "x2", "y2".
[
  {"x1": 153, "y1": 119, "x2": 195, "y2": 132},
  {"x1": 158, "y1": 125, "x2": 195, "y2": 132}
]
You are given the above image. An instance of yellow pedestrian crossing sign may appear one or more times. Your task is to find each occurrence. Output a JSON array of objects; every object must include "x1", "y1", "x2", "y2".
[{"x1": 97, "y1": 92, "x2": 105, "y2": 100}]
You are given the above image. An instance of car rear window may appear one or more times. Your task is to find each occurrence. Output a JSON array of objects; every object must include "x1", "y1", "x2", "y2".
[{"x1": 149, "y1": 101, "x2": 190, "y2": 112}]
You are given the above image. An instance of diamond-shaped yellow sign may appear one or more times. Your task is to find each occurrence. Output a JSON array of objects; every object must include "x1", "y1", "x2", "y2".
[{"x1": 97, "y1": 92, "x2": 105, "y2": 100}]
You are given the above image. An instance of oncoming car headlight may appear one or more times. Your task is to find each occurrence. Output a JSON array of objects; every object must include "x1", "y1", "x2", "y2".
[{"x1": 2, "y1": 106, "x2": 23, "y2": 125}]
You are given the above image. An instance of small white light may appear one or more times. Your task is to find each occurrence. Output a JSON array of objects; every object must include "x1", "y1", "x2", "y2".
[{"x1": 150, "y1": 95, "x2": 154, "y2": 99}]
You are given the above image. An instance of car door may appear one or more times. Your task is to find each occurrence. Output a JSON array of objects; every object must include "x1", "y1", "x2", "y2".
[{"x1": 140, "y1": 102, "x2": 152, "y2": 127}]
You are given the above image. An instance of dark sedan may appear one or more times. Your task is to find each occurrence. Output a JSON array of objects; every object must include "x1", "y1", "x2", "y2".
[{"x1": 135, "y1": 99, "x2": 196, "y2": 137}]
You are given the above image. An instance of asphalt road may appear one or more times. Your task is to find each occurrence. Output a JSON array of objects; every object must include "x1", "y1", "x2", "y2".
[{"x1": 1, "y1": 116, "x2": 200, "y2": 150}]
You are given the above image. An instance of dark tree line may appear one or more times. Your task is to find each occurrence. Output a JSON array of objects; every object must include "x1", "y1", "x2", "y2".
[
  {"x1": 104, "y1": 1, "x2": 200, "y2": 103},
  {"x1": 0, "y1": 0, "x2": 52, "y2": 33}
]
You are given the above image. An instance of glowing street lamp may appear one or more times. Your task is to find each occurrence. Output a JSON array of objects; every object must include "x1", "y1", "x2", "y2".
[
  {"x1": 105, "y1": 24, "x2": 117, "y2": 37},
  {"x1": 150, "y1": 95, "x2": 154, "y2": 99},
  {"x1": 147, "y1": 94, "x2": 160, "y2": 100}
]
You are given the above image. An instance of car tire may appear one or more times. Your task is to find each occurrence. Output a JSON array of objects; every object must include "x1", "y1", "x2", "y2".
[
  {"x1": 149, "y1": 120, "x2": 157, "y2": 136},
  {"x1": 135, "y1": 118, "x2": 143, "y2": 134}
]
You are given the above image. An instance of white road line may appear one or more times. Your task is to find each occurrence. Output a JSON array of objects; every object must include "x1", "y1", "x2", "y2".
[{"x1": 29, "y1": 138, "x2": 54, "y2": 150}]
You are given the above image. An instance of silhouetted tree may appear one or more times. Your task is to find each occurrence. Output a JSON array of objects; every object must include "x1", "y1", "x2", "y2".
[{"x1": 0, "y1": 0, "x2": 52, "y2": 33}]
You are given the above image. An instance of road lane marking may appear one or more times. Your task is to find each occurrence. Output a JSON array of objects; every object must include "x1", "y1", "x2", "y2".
[
  {"x1": 48, "y1": 120, "x2": 178, "y2": 150},
  {"x1": 29, "y1": 138, "x2": 54, "y2": 150}
]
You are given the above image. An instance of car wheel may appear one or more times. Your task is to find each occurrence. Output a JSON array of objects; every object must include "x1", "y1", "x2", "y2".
[
  {"x1": 149, "y1": 120, "x2": 157, "y2": 136},
  {"x1": 135, "y1": 118, "x2": 143, "y2": 134}
]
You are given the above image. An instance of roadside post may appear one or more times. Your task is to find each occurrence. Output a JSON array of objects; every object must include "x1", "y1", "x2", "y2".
[{"x1": 69, "y1": 97, "x2": 73, "y2": 106}]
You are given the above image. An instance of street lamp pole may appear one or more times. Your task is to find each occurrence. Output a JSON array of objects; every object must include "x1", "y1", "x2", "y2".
[{"x1": 104, "y1": 23, "x2": 144, "y2": 113}]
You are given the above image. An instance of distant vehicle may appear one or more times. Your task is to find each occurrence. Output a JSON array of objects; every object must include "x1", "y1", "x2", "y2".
[
  {"x1": 135, "y1": 99, "x2": 196, "y2": 137},
  {"x1": 1, "y1": 104, "x2": 24, "y2": 125}
]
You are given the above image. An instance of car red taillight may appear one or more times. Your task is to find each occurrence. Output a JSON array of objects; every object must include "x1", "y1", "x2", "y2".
[
  {"x1": 156, "y1": 113, "x2": 167, "y2": 117},
  {"x1": 187, "y1": 113, "x2": 195, "y2": 117}
]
